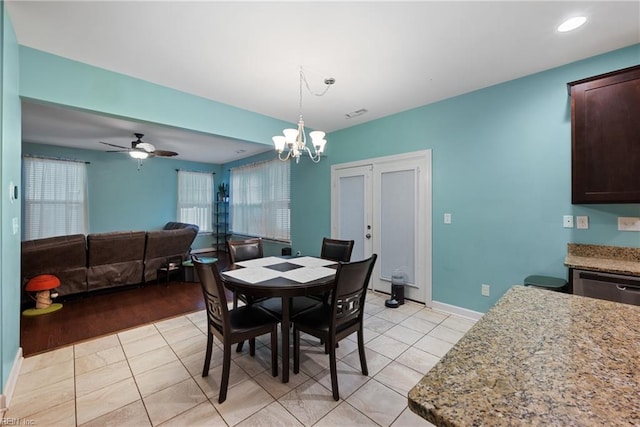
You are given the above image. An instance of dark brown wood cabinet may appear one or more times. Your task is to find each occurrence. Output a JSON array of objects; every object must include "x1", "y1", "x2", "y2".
[{"x1": 568, "y1": 65, "x2": 640, "y2": 204}]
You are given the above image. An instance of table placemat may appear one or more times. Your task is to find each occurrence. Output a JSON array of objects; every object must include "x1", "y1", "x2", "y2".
[
  {"x1": 234, "y1": 256, "x2": 285, "y2": 268},
  {"x1": 287, "y1": 256, "x2": 337, "y2": 268},
  {"x1": 279, "y1": 266, "x2": 336, "y2": 283},
  {"x1": 221, "y1": 266, "x2": 282, "y2": 284}
]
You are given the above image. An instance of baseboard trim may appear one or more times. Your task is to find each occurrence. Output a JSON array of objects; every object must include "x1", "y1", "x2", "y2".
[
  {"x1": 1, "y1": 347, "x2": 23, "y2": 415},
  {"x1": 431, "y1": 300, "x2": 484, "y2": 321},
  {"x1": 369, "y1": 289, "x2": 484, "y2": 321}
]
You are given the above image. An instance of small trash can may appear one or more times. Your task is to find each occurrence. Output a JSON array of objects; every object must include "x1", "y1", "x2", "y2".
[
  {"x1": 524, "y1": 275, "x2": 568, "y2": 293},
  {"x1": 385, "y1": 269, "x2": 407, "y2": 308}
]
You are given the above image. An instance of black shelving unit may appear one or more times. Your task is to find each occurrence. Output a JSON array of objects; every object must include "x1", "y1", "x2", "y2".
[{"x1": 213, "y1": 198, "x2": 230, "y2": 253}]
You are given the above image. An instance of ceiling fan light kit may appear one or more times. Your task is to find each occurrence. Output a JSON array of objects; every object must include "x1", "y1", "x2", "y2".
[
  {"x1": 273, "y1": 67, "x2": 334, "y2": 164},
  {"x1": 129, "y1": 150, "x2": 149, "y2": 160}
]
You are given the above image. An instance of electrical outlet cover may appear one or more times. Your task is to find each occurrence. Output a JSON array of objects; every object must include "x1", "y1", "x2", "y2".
[
  {"x1": 618, "y1": 217, "x2": 640, "y2": 231},
  {"x1": 576, "y1": 216, "x2": 589, "y2": 229},
  {"x1": 481, "y1": 284, "x2": 490, "y2": 297},
  {"x1": 563, "y1": 215, "x2": 574, "y2": 228}
]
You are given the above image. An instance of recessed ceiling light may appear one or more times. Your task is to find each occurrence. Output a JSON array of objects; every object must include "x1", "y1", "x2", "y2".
[{"x1": 558, "y1": 16, "x2": 587, "y2": 32}]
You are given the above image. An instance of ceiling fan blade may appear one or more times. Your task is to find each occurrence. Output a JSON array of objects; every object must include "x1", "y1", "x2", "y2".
[
  {"x1": 99, "y1": 141, "x2": 129, "y2": 150},
  {"x1": 153, "y1": 150, "x2": 178, "y2": 157},
  {"x1": 106, "y1": 149, "x2": 130, "y2": 153}
]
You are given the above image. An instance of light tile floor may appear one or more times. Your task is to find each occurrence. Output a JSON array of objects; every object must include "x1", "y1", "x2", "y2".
[{"x1": 6, "y1": 291, "x2": 476, "y2": 426}]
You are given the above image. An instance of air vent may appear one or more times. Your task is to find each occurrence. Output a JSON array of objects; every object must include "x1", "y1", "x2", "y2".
[{"x1": 345, "y1": 108, "x2": 368, "y2": 119}]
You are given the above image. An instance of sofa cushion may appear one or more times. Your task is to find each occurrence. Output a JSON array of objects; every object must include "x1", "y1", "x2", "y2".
[
  {"x1": 87, "y1": 231, "x2": 146, "y2": 290},
  {"x1": 163, "y1": 222, "x2": 200, "y2": 233},
  {"x1": 144, "y1": 227, "x2": 198, "y2": 282}
]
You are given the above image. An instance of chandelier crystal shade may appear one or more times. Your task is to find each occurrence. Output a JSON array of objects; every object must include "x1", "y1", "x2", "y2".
[{"x1": 273, "y1": 67, "x2": 334, "y2": 164}]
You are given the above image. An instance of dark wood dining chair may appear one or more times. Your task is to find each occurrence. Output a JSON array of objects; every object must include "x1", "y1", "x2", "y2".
[
  {"x1": 321, "y1": 237, "x2": 355, "y2": 262},
  {"x1": 226, "y1": 238, "x2": 280, "y2": 352},
  {"x1": 227, "y1": 237, "x2": 264, "y2": 264},
  {"x1": 310, "y1": 237, "x2": 356, "y2": 304},
  {"x1": 193, "y1": 258, "x2": 279, "y2": 403},
  {"x1": 292, "y1": 254, "x2": 377, "y2": 401},
  {"x1": 226, "y1": 238, "x2": 265, "y2": 308}
]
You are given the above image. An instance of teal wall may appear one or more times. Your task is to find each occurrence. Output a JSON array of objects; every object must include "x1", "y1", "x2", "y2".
[
  {"x1": 19, "y1": 47, "x2": 287, "y2": 147},
  {"x1": 22, "y1": 143, "x2": 221, "y2": 249},
  {"x1": 288, "y1": 157, "x2": 333, "y2": 257},
  {"x1": 1, "y1": 3, "x2": 21, "y2": 394},
  {"x1": 289, "y1": 44, "x2": 640, "y2": 313}
]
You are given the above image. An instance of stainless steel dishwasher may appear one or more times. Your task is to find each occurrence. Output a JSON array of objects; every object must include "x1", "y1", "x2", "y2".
[{"x1": 573, "y1": 269, "x2": 640, "y2": 306}]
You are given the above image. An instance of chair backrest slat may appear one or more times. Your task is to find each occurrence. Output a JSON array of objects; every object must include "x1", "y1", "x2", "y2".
[
  {"x1": 193, "y1": 258, "x2": 228, "y2": 333},
  {"x1": 331, "y1": 254, "x2": 377, "y2": 329},
  {"x1": 227, "y1": 238, "x2": 264, "y2": 264},
  {"x1": 335, "y1": 290, "x2": 363, "y2": 323}
]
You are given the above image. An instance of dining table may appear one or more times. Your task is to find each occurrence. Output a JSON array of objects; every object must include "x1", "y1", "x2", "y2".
[{"x1": 220, "y1": 255, "x2": 337, "y2": 383}]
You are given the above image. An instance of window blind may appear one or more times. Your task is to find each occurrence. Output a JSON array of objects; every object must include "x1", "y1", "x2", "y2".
[
  {"x1": 177, "y1": 170, "x2": 213, "y2": 232},
  {"x1": 23, "y1": 157, "x2": 89, "y2": 240},
  {"x1": 230, "y1": 159, "x2": 290, "y2": 242}
]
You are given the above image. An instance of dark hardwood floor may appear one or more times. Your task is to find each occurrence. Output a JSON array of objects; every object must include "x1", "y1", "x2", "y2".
[{"x1": 20, "y1": 253, "x2": 228, "y2": 357}]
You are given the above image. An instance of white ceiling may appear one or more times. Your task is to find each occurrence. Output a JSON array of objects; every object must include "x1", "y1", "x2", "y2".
[{"x1": 7, "y1": 1, "x2": 640, "y2": 164}]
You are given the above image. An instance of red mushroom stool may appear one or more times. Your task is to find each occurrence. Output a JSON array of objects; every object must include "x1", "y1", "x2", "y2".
[{"x1": 22, "y1": 274, "x2": 63, "y2": 316}]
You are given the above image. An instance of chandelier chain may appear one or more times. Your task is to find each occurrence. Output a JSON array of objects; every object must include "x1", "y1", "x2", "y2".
[
  {"x1": 299, "y1": 68, "x2": 303, "y2": 116},
  {"x1": 300, "y1": 68, "x2": 333, "y2": 97},
  {"x1": 272, "y1": 66, "x2": 334, "y2": 164}
]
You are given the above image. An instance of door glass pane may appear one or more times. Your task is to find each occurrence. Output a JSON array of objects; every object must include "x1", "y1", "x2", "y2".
[
  {"x1": 339, "y1": 175, "x2": 365, "y2": 261},
  {"x1": 380, "y1": 169, "x2": 415, "y2": 283}
]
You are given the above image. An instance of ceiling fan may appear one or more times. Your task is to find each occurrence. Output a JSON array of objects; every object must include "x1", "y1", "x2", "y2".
[{"x1": 99, "y1": 133, "x2": 178, "y2": 159}]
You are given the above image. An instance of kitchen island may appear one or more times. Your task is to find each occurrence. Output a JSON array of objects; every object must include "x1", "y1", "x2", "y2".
[{"x1": 408, "y1": 285, "x2": 640, "y2": 426}]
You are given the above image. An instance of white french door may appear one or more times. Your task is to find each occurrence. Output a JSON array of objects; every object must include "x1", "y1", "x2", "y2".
[
  {"x1": 331, "y1": 165, "x2": 373, "y2": 263},
  {"x1": 331, "y1": 151, "x2": 432, "y2": 305}
]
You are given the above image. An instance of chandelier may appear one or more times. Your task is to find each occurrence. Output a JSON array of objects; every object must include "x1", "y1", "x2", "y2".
[{"x1": 272, "y1": 67, "x2": 335, "y2": 163}]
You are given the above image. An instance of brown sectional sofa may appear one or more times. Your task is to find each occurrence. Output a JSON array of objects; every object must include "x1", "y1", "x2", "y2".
[{"x1": 21, "y1": 222, "x2": 198, "y2": 305}]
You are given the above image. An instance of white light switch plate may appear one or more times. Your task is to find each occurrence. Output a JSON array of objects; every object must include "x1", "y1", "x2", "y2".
[
  {"x1": 618, "y1": 217, "x2": 640, "y2": 231},
  {"x1": 444, "y1": 213, "x2": 451, "y2": 224}
]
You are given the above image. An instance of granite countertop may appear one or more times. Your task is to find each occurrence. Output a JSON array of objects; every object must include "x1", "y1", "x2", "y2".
[
  {"x1": 408, "y1": 285, "x2": 640, "y2": 426},
  {"x1": 565, "y1": 243, "x2": 640, "y2": 275}
]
